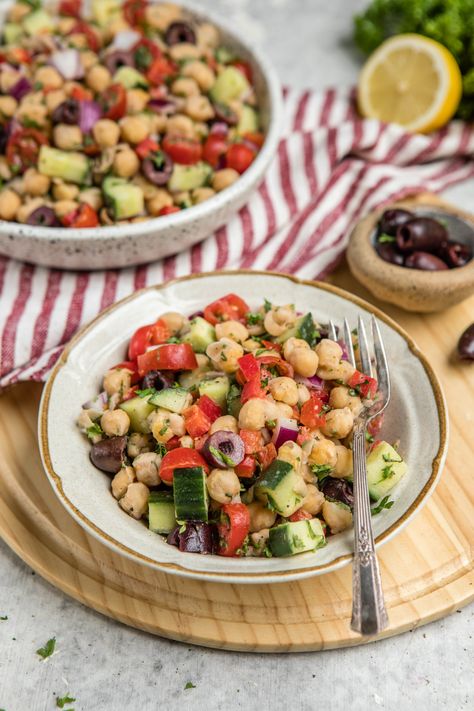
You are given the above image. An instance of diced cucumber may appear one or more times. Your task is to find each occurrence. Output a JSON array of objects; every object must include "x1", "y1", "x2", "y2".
[
  {"x1": 255, "y1": 459, "x2": 303, "y2": 517},
  {"x1": 226, "y1": 383, "x2": 242, "y2": 419},
  {"x1": 113, "y1": 66, "x2": 149, "y2": 90},
  {"x1": 275, "y1": 317, "x2": 304, "y2": 344},
  {"x1": 168, "y1": 162, "x2": 212, "y2": 192},
  {"x1": 179, "y1": 361, "x2": 212, "y2": 389},
  {"x1": 269, "y1": 518, "x2": 326, "y2": 557},
  {"x1": 92, "y1": 0, "x2": 122, "y2": 26},
  {"x1": 103, "y1": 176, "x2": 144, "y2": 220},
  {"x1": 236, "y1": 105, "x2": 259, "y2": 135},
  {"x1": 215, "y1": 46, "x2": 236, "y2": 64},
  {"x1": 367, "y1": 441, "x2": 407, "y2": 501},
  {"x1": 183, "y1": 316, "x2": 216, "y2": 353},
  {"x1": 3, "y1": 23, "x2": 23, "y2": 45},
  {"x1": 38, "y1": 146, "x2": 91, "y2": 185},
  {"x1": 148, "y1": 491, "x2": 177, "y2": 534},
  {"x1": 173, "y1": 467, "x2": 208, "y2": 522},
  {"x1": 149, "y1": 387, "x2": 192, "y2": 414},
  {"x1": 198, "y1": 376, "x2": 229, "y2": 409},
  {"x1": 119, "y1": 395, "x2": 155, "y2": 434},
  {"x1": 210, "y1": 66, "x2": 250, "y2": 105},
  {"x1": 23, "y1": 9, "x2": 56, "y2": 36}
]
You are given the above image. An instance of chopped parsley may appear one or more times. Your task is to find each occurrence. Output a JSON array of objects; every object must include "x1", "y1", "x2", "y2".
[
  {"x1": 21, "y1": 0, "x2": 41, "y2": 9},
  {"x1": 371, "y1": 496, "x2": 394, "y2": 515},
  {"x1": 297, "y1": 313, "x2": 320, "y2": 348},
  {"x1": 159, "y1": 425, "x2": 169, "y2": 436},
  {"x1": 56, "y1": 695, "x2": 76, "y2": 709},
  {"x1": 382, "y1": 452, "x2": 403, "y2": 464},
  {"x1": 178, "y1": 522, "x2": 187, "y2": 534},
  {"x1": 365, "y1": 431, "x2": 374, "y2": 443},
  {"x1": 151, "y1": 150, "x2": 166, "y2": 170},
  {"x1": 36, "y1": 637, "x2": 56, "y2": 660},
  {"x1": 215, "y1": 46, "x2": 236, "y2": 63},
  {"x1": 155, "y1": 442, "x2": 167, "y2": 457},
  {"x1": 166, "y1": 336, "x2": 181, "y2": 344},
  {"x1": 246, "y1": 311, "x2": 263, "y2": 325},
  {"x1": 0, "y1": 615, "x2": 7, "y2": 620},
  {"x1": 311, "y1": 463, "x2": 333, "y2": 478},
  {"x1": 263, "y1": 546, "x2": 273, "y2": 557},
  {"x1": 265, "y1": 419, "x2": 276, "y2": 428},
  {"x1": 377, "y1": 233, "x2": 396, "y2": 244},
  {"x1": 184, "y1": 682, "x2": 196, "y2": 690},
  {"x1": 220, "y1": 351, "x2": 228, "y2": 361},
  {"x1": 379, "y1": 464, "x2": 397, "y2": 482},
  {"x1": 136, "y1": 388, "x2": 156, "y2": 398},
  {"x1": 33, "y1": 81, "x2": 43, "y2": 91},
  {"x1": 209, "y1": 445, "x2": 236, "y2": 468},
  {"x1": 263, "y1": 298, "x2": 272, "y2": 313},
  {"x1": 134, "y1": 44, "x2": 153, "y2": 70},
  {"x1": 86, "y1": 423, "x2": 103, "y2": 440},
  {"x1": 21, "y1": 117, "x2": 42, "y2": 130}
]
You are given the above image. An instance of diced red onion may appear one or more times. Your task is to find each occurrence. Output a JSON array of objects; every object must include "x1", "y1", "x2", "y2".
[
  {"x1": 337, "y1": 340, "x2": 350, "y2": 362},
  {"x1": 295, "y1": 374, "x2": 329, "y2": 403},
  {"x1": 50, "y1": 49, "x2": 84, "y2": 80},
  {"x1": 272, "y1": 417, "x2": 299, "y2": 449},
  {"x1": 210, "y1": 121, "x2": 229, "y2": 136},
  {"x1": 112, "y1": 30, "x2": 141, "y2": 51},
  {"x1": 188, "y1": 310, "x2": 204, "y2": 319},
  {"x1": 10, "y1": 76, "x2": 32, "y2": 101},
  {"x1": 147, "y1": 98, "x2": 177, "y2": 115},
  {"x1": 82, "y1": 391, "x2": 108, "y2": 411},
  {"x1": 79, "y1": 100, "x2": 102, "y2": 133}
]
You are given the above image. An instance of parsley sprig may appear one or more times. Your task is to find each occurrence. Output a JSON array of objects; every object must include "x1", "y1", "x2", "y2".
[
  {"x1": 56, "y1": 694, "x2": 76, "y2": 709},
  {"x1": 36, "y1": 637, "x2": 56, "y2": 660},
  {"x1": 371, "y1": 496, "x2": 394, "y2": 515}
]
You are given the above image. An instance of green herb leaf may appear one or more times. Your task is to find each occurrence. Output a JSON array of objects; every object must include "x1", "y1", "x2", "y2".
[
  {"x1": 86, "y1": 423, "x2": 103, "y2": 440},
  {"x1": 36, "y1": 637, "x2": 56, "y2": 660},
  {"x1": 365, "y1": 431, "x2": 374, "y2": 443},
  {"x1": 56, "y1": 695, "x2": 76, "y2": 709},
  {"x1": 371, "y1": 495, "x2": 394, "y2": 515},
  {"x1": 377, "y1": 233, "x2": 396, "y2": 244},
  {"x1": 246, "y1": 311, "x2": 263, "y2": 325},
  {"x1": 159, "y1": 424, "x2": 168, "y2": 436},
  {"x1": 379, "y1": 464, "x2": 396, "y2": 482},
  {"x1": 265, "y1": 419, "x2": 276, "y2": 428},
  {"x1": 155, "y1": 442, "x2": 167, "y2": 457},
  {"x1": 310, "y1": 463, "x2": 333, "y2": 478},
  {"x1": 135, "y1": 388, "x2": 156, "y2": 398},
  {"x1": 0, "y1": 615, "x2": 7, "y2": 620},
  {"x1": 134, "y1": 44, "x2": 153, "y2": 70},
  {"x1": 166, "y1": 336, "x2": 181, "y2": 344},
  {"x1": 184, "y1": 682, "x2": 196, "y2": 690},
  {"x1": 209, "y1": 445, "x2": 236, "y2": 468},
  {"x1": 263, "y1": 298, "x2": 272, "y2": 313},
  {"x1": 297, "y1": 312, "x2": 320, "y2": 348},
  {"x1": 382, "y1": 452, "x2": 403, "y2": 463},
  {"x1": 263, "y1": 546, "x2": 273, "y2": 557}
]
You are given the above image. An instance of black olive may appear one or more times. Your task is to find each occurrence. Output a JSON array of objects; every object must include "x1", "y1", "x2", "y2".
[
  {"x1": 202, "y1": 431, "x2": 245, "y2": 469},
  {"x1": 375, "y1": 242, "x2": 404, "y2": 266},
  {"x1": 378, "y1": 208, "x2": 413, "y2": 236},
  {"x1": 212, "y1": 102, "x2": 238, "y2": 126},
  {"x1": 404, "y1": 251, "x2": 449, "y2": 271},
  {"x1": 141, "y1": 151, "x2": 173, "y2": 186},
  {"x1": 0, "y1": 123, "x2": 9, "y2": 154},
  {"x1": 103, "y1": 50, "x2": 135, "y2": 75},
  {"x1": 141, "y1": 370, "x2": 175, "y2": 390},
  {"x1": 90, "y1": 435, "x2": 127, "y2": 474},
  {"x1": 438, "y1": 240, "x2": 472, "y2": 268},
  {"x1": 167, "y1": 522, "x2": 215, "y2": 554},
  {"x1": 396, "y1": 217, "x2": 447, "y2": 253},
  {"x1": 458, "y1": 323, "x2": 474, "y2": 360},
  {"x1": 164, "y1": 21, "x2": 196, "y2": 45},
  {"x1": 27, "y1": 206, "x2": 61, "y2": 227},
  {"x1": 52, "y1": 99, "x2": 80, "y2": 125},
  {"x1": 320, "y1": 477, "x2": 354, "y2": 509}
]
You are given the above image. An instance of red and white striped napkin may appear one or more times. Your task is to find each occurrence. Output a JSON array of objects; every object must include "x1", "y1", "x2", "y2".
[{"x1": 1, "y1": 86, "x2": 474, "y2": 388}]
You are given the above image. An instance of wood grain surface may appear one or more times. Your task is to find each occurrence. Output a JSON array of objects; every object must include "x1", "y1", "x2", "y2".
[{"x1": 0, "y1": 263, "x2": 472, "y2": 652}]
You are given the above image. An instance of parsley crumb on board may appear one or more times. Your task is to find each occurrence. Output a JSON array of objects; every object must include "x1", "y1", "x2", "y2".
[
  {"x1": 56, "y1": 694, "x2": 76, "y2": 709},
  {"x1": 184, "y1": 681, "x2": 196, "y2": 690},
  {"x1": 36, "y1": 637, "x2": 56, "y2": 660}
]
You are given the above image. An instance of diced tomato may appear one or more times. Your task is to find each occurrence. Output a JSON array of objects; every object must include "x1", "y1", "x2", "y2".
[
  {"x1": 261, "y1": 339, "x2": 281, "y2": 353},
  {"x1": 98, "y1": 84, "x2": 127, "y2": 120},
  {"x1": 203, "y1": 293, "x2": 250, "y2": 325},
  {"x1": 82, "y1": 139, "x2": 101, "y2": 156},
  {"x1": 59, "y1": 0, "x2": 82, "y2": 17},
  {"x1": 237, "y1": 353, "x2": 260, "y2": 382},
  {"x1": 197, "y1": 395, "x2": 222, "y2": 423},
  {"x1": 244, "y1": 131, "x2": 265, "y2": 149},
  {"x1": 68, "y1": 203, "x2": 99, "y2": 228},
  {"x1": 202, "y1": 134, "x2": 228, "y2": 168},
  {"x1": 69, "y1": 21, "x2": 101, "y2": 52},
  {"x1": 150, "y1": 318, "x2": 170, "y2": 345},
  {"x1": 289, "y1": 509, "x2": 312, "y2": 522},
  {"x1": 231, "y1": 60, "x2": 253, "y2": 83},
  {"x1": 296, "y1": 426, "x2": 312, "y2": 446},
  {"x1": 226, "y1": 143, "x2": 256, "y2": 174},
  {"x1": 348, "y1": 370, "x2": 378, "y2": 399},
  {"x1": 6, "y1": 129, "x2": 48, "y2": 174},
  {"x1": 158, "y1": 205, "x2": 180, "y2": 216},
  {"x1": 165, "y1": 436, "x2": 181, "y2": 451},
  {"x1": 112, "y1": 360, "x2": 140, "y2": 384},
  {"x1": 160, "y1": 447, "x2": 209, "y2": 485},
  {"x1": 133, "y1": 37, "x2": 161, "y2": 71},
  {"x1": 136, "y1": 137, "x2": 160, "y2": 160},
  {"x1": 128, "y1": 324, "x2": 153, "y2": 361},
  {"x1": 256, "y1": 442, "x2": 277, "y2": 470},
  {"x1": 241, "y1": 376, "x2": 267, "y2": 404},
  {"x1": 162, "y1": 135, "x2": 202, "y2": 165},
  {"x1": 70, "y1": 84, "x2": 93, "y2": 102},
  {"x1": 137, "y1": 343, "x2": 198, "y2": 374},
  {"x1": 7, "y1": 47, "x2": 31, "y2": 65},
  {"x1": 234, "y1": 455, "x2": 257, "y2": 478},
  {"x1": 147, "y1": 56, "x2": 177, "y2": 85},
  {"x1": 300, "y1": 392, "x2": 326, "y2": 429},
  {"x1": 239, "y1": 429, "x2": 263, "y2": 455},
  {"x1": 123, "y1": 0, "x2": 148, "y2": 29},
  {"x1": 217, "y1": 503, "x2": 250, "y2": 557},
  {"x1": 183, "y1": 404, "x2": 211, "y2": 438},
  {"x1": 256, "y1": 355, "x2": 294, "y2": 378},
  {"x1": 122, "y1": 384, "x2": 140, "y2": 401},
  {"x1": 367, "y1": 413, "x2": 384, "y2": 438}
]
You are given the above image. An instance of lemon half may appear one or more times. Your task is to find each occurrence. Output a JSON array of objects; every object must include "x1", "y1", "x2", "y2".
[{"x1": 358, "y1": 33, "x2": 462, "y2": 133}]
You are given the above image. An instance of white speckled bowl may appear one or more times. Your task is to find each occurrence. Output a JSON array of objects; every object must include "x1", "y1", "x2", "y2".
[
  {"x1": 38, "y1": 271, "x2": 448, "y2": 584},
  {"x1": 0, "y1": 1, "x2": 282, "y2": 270}
]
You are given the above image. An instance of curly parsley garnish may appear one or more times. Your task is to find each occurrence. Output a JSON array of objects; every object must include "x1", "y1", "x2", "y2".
[{"x1": 36, "y1": 637, "x2": 56, "y2": 660}]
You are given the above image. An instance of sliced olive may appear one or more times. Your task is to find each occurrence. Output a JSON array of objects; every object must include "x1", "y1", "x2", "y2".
[
  {"x1": 27, "y1": 206, "x2": 61, "y2": 227},
  {"x1": 404, "y1": 251, "x2": 449, "y2": 271},
  {"x1": 104, "y1": 50, "x2": 135, "y2": 75},
  {"x1": 90, "y1": 435, "x2": 127, "y2": 474},
  {"x1": 378, "y1": 208, "x2": 413, "y2": 236},
  {"x1": 212, "y1": 103, "x2": 238, "y2": 126},
  {"x1": 164, "y1": 21, "x2": 196, "y2": 46},
  {"x1": 141, "y1": 151, "x2": 173, "y2": 186},
  {"x1": 458, "y1": 323, "x2": 474, "y2": 360},
  {"x1": 52, "y1": 99, "x2": 80, "y2": 125},
  {"x1": 202, "y1": 431, "x2": 245, "y2": 469},
  {"x1": 320, "y1": 477, "x2": 354, "y2": 509},
  {"x1": 396, "y1": 217, "x2": 447, "y2": 253},
  {"x1": 141, "y1": 369, "x2": 175, "y2": 390}
]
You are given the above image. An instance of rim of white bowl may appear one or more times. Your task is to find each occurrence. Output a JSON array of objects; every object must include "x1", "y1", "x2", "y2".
[{"x1": 0, "y1": 0, "x2": 283, "y2": 242}]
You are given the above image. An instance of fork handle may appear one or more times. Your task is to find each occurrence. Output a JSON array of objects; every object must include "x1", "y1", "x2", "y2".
[{"x1": 350, "y1": 422, "x2": 389, "y2": 636}]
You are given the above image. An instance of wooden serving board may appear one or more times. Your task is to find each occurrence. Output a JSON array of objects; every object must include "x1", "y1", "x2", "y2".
[{"x1": 0, "y1": 264, "x2": 473, "y2": 652}]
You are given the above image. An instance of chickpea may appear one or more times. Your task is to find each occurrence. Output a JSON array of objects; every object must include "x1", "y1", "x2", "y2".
[
  {"x1": 329, "y1": 385, "x2": 362, "y2": 416},
  {"x1": 103, "y1": 367, "x2": 132, "y2": 397},
  {"x1": 206, "y1": 337, "x2": 244, "y2": 374},
  {"x1": 160, "y1": 311, "x2": 186, "y2": 335},
  {"x1": 197, "y1": 23, "x2": 220, "y2": 49},
  {"x1": 0, "y1": 69, "x2": 21, "y2": 94},
  {"x1": 119, "y1": 482, "x2": 150, "y2": 519},
  {"x1": 145, "y1": 2, "x2": 182, "y2": 31},
  {"x1": 238, "y1": 397, "x2": 279, "y2": 431},
  {"x1": 53, "y1": 200, "x2": 79, "y2": 219},
  {"x1": 315, "y1": 339, "x2": 343, "y2": 367},
  {"x1": 149, "y1": 407, "x2": 189, "y2": 443},
  {"x1": 297, "y1": 382, "x2": 311, "y2": 406},
  {"x1": 86, "y1": 64, "x2": 112, "y2": 93},
  {"x1": 215, "y1": 320, "x2": 249, "y2": 343},
  {"x1": 147, "y1": 189, "x2": 174, "y2": 216},
  {"x1": 308, "y1": 438, "x2": 337, "y2": 468},
  {"x1": 172, "y1": 190, "x2": 190, "y2": 207},
  {"x1": 247, "y1": 501, "x2": 277, "y2": 532},
  {"x1": 80, "y1": 51, "x2": 98, "y2": 71},
  {"x1": 250, "y1": 528, "x2": 270, "y2": 553},
  {"x1": 0, "y1": 189, "x2": 21, "y2": 221},
  {"x1": 125, "y1": 88, "x2": 149, "y2": 114},
  {"x1": 0, "y1": 157, "x2": 11, "y2": 181},
  {"x1": 35, "y1": 66, "x2": 63, "y2": 89},
  {"x1": 54, "y1": 124, "x2": 82, "y2": 151},
  {"x1": 278, "y1": 441, "x2": 303, "y2": 472},
  {"x1": 318, "y1": 359, "x2": 355, "y2": 382},
  {"x1": 120, "y1": 115, "x2": 149, "y2": 144},
  {"x1": 210, "y1": 415, "x2": 238, "y2": 435},
  {"x1": 192, "y1": 187, "x2": 215, "y2": 204},
  {"x1": 206, "y1": 468, "x2": 241, "y2": 504},
  {"x1": 79, "y1": 187, "x2": 103, "y2": 212},
  {"x1": 171, "y1": 77, "x2": 199, "y2": 98},
  {"x1": 16, "y1": 198, "x2": 46, "y2": 224},
  {"x1": 291, "y1": 348, "x2": 319, "y2": 378},
  {"x1": 148, "y1": 113, "x2": 168, "y2": 134},
  {"x1": 45, "y1": 89, "x2": 67, "y2": 113},
  {"x1": 322, "y1": 500, "x2": 353, "y2": 534},
  {"x1": 302, "y1": 484, "x2": 325, "y2": 516},
  {"x1": 58, "y1": 17, "x2": 76, "y2": 34},
  {"x1": 111, "y1": 466, "x2": 136, "y2": 500},
  {"x1": 113, "y1": 148, "x2": 140, "y2": 178},
  {"x1": 268, "y1": 376, "x2": 298, "y2": 406},
  {"x1": 16, "y1": 103, "x2": 48, "y2": 127},
  {"x1": 166, "y1": 114, "x2": 196, "y2": 139},
  {"x1": 333, "y1": 445, "x2": 353, "y2": 478},
  {"x1": 242, "y1": 339, "x2": 261, "y2": 352},
  {"x1": 283, "y1": 337, "x2": 308, "y2": 360},
  {"x1": 93, "y1": 119, "x2": 120, "y2": 149},
  {"x1": 127, "y1": 432, "x2": 153, "y2": 459},
  {"x1": 52, "y1": 182, "x2": 79, "y2": 201},
  {"x1": 107, "y1": 18, "x2": 131, "y2": 38},
  {"x1": 321, "y1": 407, "x2": 354, "y2": 439},
  {"x1": 133, "y1": 452, "x2": 162, "y2": 487},
  {"x1": 262, "y1": 306, "x2": 294, "y2": 337},
  {"x1": 8, "y1": 2, "x2": 31, "y2": 22},
  {"x1": 0, "y1": 96, "x2": 17, "y2": 118},
  {"x1": 212, "y1": 168, "x2": 239, "y2": 192},
  {"x1": 169, "y1": 43, "x2": 201, "y2": 61},
  {"x1": 183, "y1": 61, "x2": 216, "y2": 92},
  {"x1": 100, "y1": 408, "x2": 130, "y2": 437}
]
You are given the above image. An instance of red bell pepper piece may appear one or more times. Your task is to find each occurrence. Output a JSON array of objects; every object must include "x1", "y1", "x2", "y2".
[
  {"x1": 183, "y1": 405, "x2": 211, "y2": 438},
  {"x1": 256, "y1": 354, "x2": 294, "y2": 378},
  {"x1": 197, "y1": 395, "x2": 222, "y2": 423},
  {"x1": 136, "y1": 137, "x2": 160, "y2": 160},
  {"x1": 203, "y1": 294, "x2": 249, "y2": 325},
  {"x1": 239, "y1": 429, "x2": 264, "y2": 454},
  {"x1": 241, "y1": 376, "x2": 267, "y2": 404},
  {"x1": 289, "y1": 509, "x2": 312, "y2": 522},
  {"x1": 137, "y1": 343, "x2": 198, "y2": 375},
  {"x1": 234, "y1": 455, "x2": 257, "y2": 478},
  {"x1": 237, "y1": 353, "x2": 260, "y2": 381},
  {"x1": 256, "y1": 443, "x2": 277, "y2": 470},
  {"x1": 217, "y1": 503, "x2": 250, "y2": 557},
  {"x1": 300, "y1": 392, "x2": 326, "y2": 429}
]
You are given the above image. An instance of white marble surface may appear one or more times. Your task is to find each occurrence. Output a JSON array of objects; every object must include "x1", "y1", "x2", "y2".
[{"x1": 1, "y1": 1, "x2": 473, "y2": 710}]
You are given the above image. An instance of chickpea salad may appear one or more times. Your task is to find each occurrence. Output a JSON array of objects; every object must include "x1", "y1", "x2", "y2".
[
  {"x1": 0, "y1": 1, "x2": 263, "y2": 228},
  {"x1": 78, "y1": 294, "x2": 407, "y2": 558}
]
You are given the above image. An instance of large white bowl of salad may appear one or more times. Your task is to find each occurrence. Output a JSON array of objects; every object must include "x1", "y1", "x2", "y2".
[
  {"x1": 0, "y1": 0, "x2": 282, "y2": 269},
  {"x1": 38, "y1": 271, "x2": 448, "y2": 584}
]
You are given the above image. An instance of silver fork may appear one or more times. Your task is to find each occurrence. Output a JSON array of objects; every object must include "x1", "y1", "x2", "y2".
[{"x1": 328, "y1": 316, "x2": 390, "y2": 636}]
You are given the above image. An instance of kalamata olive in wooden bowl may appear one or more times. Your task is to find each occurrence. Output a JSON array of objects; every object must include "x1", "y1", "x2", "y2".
[{"x1": 347, "y1": 198, "x2": 474, "y2": 312}]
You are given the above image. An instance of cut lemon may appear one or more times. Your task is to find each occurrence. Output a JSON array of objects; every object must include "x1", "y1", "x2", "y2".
[{"x1": 358, "y1": 33, "x2": 462, "y2": 133}]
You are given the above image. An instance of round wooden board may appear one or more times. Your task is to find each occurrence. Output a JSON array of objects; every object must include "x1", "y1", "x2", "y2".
[{"x1": 1, "y1": 260, "x2": 473, "y2": 652}]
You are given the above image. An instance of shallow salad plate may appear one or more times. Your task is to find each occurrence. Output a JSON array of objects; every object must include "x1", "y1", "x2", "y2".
[{"x1": 38, "y1": 271, "x2": 448, "y2": 584}]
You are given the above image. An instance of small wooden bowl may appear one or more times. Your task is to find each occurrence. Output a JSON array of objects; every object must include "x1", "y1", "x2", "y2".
[{"x1": 347, "y1": 195, "x2": 474, "y2": 312}]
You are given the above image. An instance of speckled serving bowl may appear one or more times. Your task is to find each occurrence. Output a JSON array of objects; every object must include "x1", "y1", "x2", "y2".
[
  {"x1": 38, "y1": 271, "x2": 448, "y2": 584},
  {"x1": 0, "y1": 0, "x2": 282, "y2": 271},
  {"x1": 347, "y1": 197, "x2": 474, "y2": 313}
]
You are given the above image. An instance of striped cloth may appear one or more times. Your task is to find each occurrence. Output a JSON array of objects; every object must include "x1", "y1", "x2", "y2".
[{"x1": 1, "y1": 87, "x2": 474, "y2": 388}]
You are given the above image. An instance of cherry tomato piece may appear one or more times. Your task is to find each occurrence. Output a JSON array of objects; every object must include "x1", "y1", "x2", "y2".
[
  {"x1": 160, "y1": 447, "x2": 209, "y2": 485},
  {"x1": 256, "y1": 443, "x2": 277, "y2": 470},
  {"x1": 147, "y1": 56, "x2": 177, "y2": 85},
  {"x1": 59, "y1": 0, "x2": 82, "y2": 16},
  {"x1": 300, "y1": 392, "x2": 326, "y2": 429},
  {"x1": 69, "y1": 21, "x2": 101, "y2": 52},
  {"x1": 183, "y1": 404, "x2": 212, "y2": 438},
  {"x1": 347, "y1": 370, "x2": 378, "y2": 399},
  {"x1": 70, "y1": 85, "x2": 93, "y2": 102},
  {"x1": 136, "y1": 137, "x2": 160, "y2": 160},
  {"x1": 137, "y1": 343, "x2": 198, "y2": 374},
  {"x1": 217, "y1": 503, "x2": 250, "y2": 557},
  {"x1": 289, "y1": 509, "x2": 312, "y2": 522},
  {"x1": 162, "y1": 135, "x2": 202, "y2": 165},
  {"x1": 98, "y1": 84, "x2": 127, "y2": 120},
  {"x1": 69, "y1": 203, "x2": 99, "y2": 228},
  {"x1": 226, "y1": 143, "x2": 256, "y2": 174},
  {"x1": 133, "y1": 37, "x2": 160, "y2": 71},
  {"x1": 128, "y1": 324, "x2": 153, "y2": 361},
  {"x1": 203, "y1": 293, "x2": 250, "y2": 325},
  {"x1": 158, "y1": 205, "x2": 180, "y2": 216},
  {"x1": 202, "y1": 134, "x2": 228, "y2": 168},
  {"x1": 6, "y1": 129, "x2": 48, "y2": 174},
  {"x1": 123, "y1": 0, "x2": 148, "y2": 28},
  {"x1": 234, "y1": 455, "x2": 257, "y2": 478},
  {"x1": 241, "y1": 376, "x2": 267, "y2": 404},
  {"x1": 150, "y1": 317, "x2": 170, "y2": 344}
]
